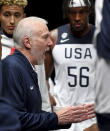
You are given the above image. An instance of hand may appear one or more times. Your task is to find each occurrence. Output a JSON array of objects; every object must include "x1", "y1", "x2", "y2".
[
  {"x1": 83, "y1": 103, "x2": 96, "y2": 120},
  {"x1": 55, "y1": 103, "x2": 95, "y2": 125}
]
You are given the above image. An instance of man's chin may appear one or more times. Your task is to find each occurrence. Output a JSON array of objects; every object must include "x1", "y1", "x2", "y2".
[{"x1": 3, "y1": 32, "x2": 13, "y2": 38}]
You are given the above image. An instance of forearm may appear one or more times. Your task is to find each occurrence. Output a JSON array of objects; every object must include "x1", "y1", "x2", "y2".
[
  {"x1": 17, "y1": 110, "x2": 71, "y2": 130},
  {"x1": 17, "y1": 110, "x2": 58, "y2": 130}
]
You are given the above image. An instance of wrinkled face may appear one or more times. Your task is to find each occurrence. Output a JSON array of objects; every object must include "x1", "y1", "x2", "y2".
[
  {"x1": 0, "y1": 5, "x2": 25, "y2": 37},
  {"x1": 67, "y1": 7, "x2": 89, "y2": 32},
  {"x1": 31, "y1": 24, "x2": 53, "y2": 65}
]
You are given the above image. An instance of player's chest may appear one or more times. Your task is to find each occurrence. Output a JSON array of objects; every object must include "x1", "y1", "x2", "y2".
[{"x1": 52, "y1": 44, "x2": 97, "y2": 64}]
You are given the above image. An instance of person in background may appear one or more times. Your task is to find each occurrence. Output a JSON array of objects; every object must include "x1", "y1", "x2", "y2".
[
  {"x1": 0, "y1": 0, "x2": 52, "y2": 112},
  {"x1": 45, "y1": 0, "x2": 98, "y2": 131},
  {"x1": 0, "y1": 16, "x2": 95, "y2": 131},
  {"x1": 94, "y1": 0, "x2": 110, "y2": 131},
  {"x1": 0, "y1": 0, "x2": 27, "y2": 59}
]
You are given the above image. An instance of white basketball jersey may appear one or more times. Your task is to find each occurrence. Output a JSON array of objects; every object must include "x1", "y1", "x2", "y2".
[
  {"x1": 1, "y1": 35, "x2": 14, "y2": 59},
  {"x1": 35, "y1": 64, "x2": 52, "y2": 112},
  {"x1": 53, "y1": 44, "x2": 96, "y2": 107},
  {"x1": 51, "y1": 24, "x2": 97, "y2": 131}
]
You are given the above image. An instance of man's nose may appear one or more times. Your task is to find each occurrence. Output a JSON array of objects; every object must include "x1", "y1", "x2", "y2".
[
  {"x1": 48, "y1": 38, "x2": 53, "y2": 46},
  {"x1": 75, "y1": 13, "x2": 80, "y2": 21},
  {"x1": 10, "y1": 16, "x2": 15, "y2": 24}
]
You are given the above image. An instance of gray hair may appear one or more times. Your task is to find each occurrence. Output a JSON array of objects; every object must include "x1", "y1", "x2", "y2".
[{"x1": 13, "y1": 16, "x2": 48, "y2": 48}]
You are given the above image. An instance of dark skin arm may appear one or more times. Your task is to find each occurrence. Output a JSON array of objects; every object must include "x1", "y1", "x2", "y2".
[
  {"x1": 84, "y1": 124, "x2": 99, "y2": 131},
  {"x1": 45, "y1": 29, "x2": 58, "y2": 108},
  {"x1": 0, "y1": 35, "x2": 2, "y2": 60}
]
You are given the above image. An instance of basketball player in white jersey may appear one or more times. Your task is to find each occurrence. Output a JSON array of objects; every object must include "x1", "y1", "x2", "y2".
[
  {"x1": 45, "y1": 0, "x2": 99, "y2": 130},
  {"x1": 94, "y1": 0, "x2": 110, "y2": 130}
]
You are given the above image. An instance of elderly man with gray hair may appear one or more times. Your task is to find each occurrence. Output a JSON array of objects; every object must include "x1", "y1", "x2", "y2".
[{"x1": 0, "y1": 0, "x2": 52, "y2": 112}]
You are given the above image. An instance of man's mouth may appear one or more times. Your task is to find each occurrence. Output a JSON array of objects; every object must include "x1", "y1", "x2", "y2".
[
  {"x1": 45, "y1": 47, "x2": 50, "y2": 52},
  {"x1": 8, "y1": 26, "x2": 15, "y2": 30},
  {"x1": 75, "y1": 23, "x2": 81, "y2": 28}
]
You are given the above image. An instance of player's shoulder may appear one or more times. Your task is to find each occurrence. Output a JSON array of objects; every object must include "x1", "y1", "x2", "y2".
[
  {"x1": 50, "y1": 24, "x2": 69, "y2": 47},
  {"x1": 50, "y1": 28, "x2": 58, "y2": 49},
  {"x1": 50, "y1": 24, "x2": 68, "y2": 39}
]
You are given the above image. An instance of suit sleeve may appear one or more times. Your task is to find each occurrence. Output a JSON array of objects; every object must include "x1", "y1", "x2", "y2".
[
  {"x1": 96, "y1": 0, "x2": 110, "y2": 58},
  {"x1": 0, "y1": 97, "x2": 21, "y2": 131}
]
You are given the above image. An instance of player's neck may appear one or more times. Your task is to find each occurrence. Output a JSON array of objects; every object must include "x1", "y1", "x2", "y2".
[
  {"x1": 69, "y1": 24, "x2": 92, "y2": 38},
  {"x1": 2, "y1": 30, "x2": 13, "y2": 38}
]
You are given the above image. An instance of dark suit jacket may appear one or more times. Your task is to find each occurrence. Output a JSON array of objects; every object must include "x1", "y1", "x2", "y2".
[
  {"x1": 0, "y1": 97, "x2": 21, "y2": 131},
  {"x1": 1, "y1": 49, "x2": 59, "y2": 131},
  {"x1": 0, "y1": 62, "x2": 21, "y2": 130}
]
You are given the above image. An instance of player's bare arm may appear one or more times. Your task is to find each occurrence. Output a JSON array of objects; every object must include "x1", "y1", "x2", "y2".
[{"x1": 0, "y1": 36, "x2": 2, "y2": 60}]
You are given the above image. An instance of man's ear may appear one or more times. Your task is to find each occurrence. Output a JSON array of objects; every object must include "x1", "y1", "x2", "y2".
[{"x1": 23, "y1": 37, "x2": 31, "y2": 49}]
